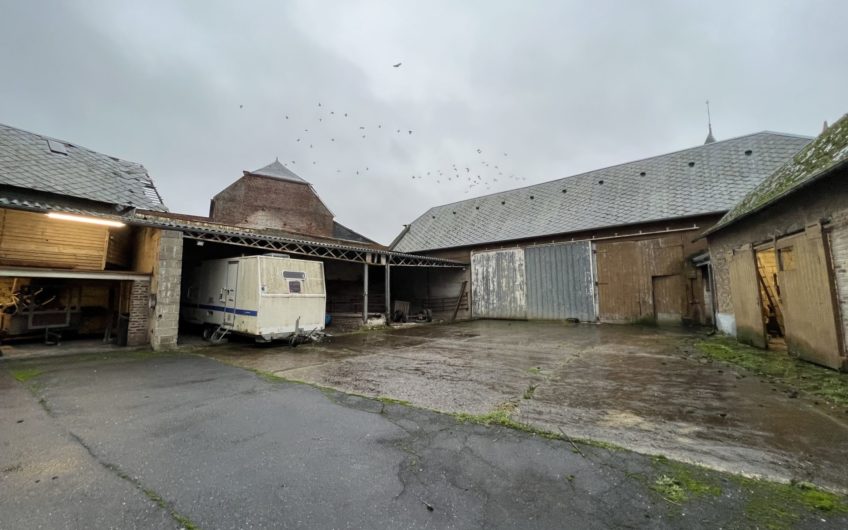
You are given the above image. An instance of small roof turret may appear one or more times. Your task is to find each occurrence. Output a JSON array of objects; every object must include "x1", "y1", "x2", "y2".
[
  {"x1": 245, "y1": 158, "x2": 307, "y2": 184},
  {"x1": 704, "y1": 124, "x2": 716, "y2": 144}
]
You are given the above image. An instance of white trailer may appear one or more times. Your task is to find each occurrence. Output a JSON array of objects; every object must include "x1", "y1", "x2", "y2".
[{"x1": 181, "y1": 254, "x2": 326, "y2": 343}]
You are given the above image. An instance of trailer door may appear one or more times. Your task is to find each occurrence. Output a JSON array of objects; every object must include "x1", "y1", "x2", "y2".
[{"x1": 223, "y1": 260, "x2": 239, "y2": 326}]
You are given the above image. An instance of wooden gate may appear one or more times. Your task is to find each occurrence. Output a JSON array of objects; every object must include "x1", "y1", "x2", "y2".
[
  {"x1": 776, "y1": 225, "x2": 842, "y2": 369},
  {"x1": 729, "y1": 245, "x2": 766, "y2": 348}
]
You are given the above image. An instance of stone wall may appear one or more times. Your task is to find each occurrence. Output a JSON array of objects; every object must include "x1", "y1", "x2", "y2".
[{"x1": 150, "y1": 230, "x2": 183, "y2": 350}]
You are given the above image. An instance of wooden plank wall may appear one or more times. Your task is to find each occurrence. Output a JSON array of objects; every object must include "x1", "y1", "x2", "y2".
[
  {"x1": 595, "y1": 234, "x2": 686, "y2": 322},
  {"x1": 0, "y1": 209, "x2": 109, "y2": 270},
  {"x1": 106, "y1": 227, "x2": 133, "y2": 268},
  {"x1": 729, "y1": 245, "x2": 766, "y2": 348},
  {"x1": 777, "y1": 226, "x2": 842, "y2": 369},
  {"x1": 828, "y1": 211, "x2": 848, "y2": 360}
]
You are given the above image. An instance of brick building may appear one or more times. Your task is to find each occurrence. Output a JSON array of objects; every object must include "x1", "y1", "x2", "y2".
[
  {"x1": 704, "y1": 114, "x2": 848, "y2": 370},
  {"x1": 210, "y1": 159, "x2": 336, "y2": 238}
]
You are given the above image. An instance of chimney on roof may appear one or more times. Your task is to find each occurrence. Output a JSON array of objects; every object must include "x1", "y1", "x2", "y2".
[{"x1": 704, "y1": 99, "x2": 716, "y2": 144}]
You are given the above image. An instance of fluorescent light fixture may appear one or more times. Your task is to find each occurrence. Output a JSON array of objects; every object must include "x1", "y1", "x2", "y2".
[{"x1": 47, "y1": 212, "x2": 126, "y2": 228}]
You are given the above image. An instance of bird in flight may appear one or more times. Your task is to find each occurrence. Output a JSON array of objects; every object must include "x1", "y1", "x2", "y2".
[{"x1": 393, "y1": 62, "x2": 402, "y2": 68}]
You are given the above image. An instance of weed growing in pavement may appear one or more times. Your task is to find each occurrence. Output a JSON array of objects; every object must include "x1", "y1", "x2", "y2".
[{"x1": 9, "y1": 368, "x2": 42, "y2": 382}]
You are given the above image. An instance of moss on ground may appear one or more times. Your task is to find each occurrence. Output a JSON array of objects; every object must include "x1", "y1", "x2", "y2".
[
  {"x1": 651, "y1": 455, "x2": 722, "y2": 504},
  {"x1": 731, "y1": 476, "x2": 848, "y2": 529},
  {"x1": 9, "y1": 368, "x2": 42, "y2": 383},
  {"x1": 453, "y1": 402, "x2": 560, "y2": 440},
  {"x1": 692, "y1": 337, "x2": 848, "y2": 407},
  {"x1": 376, "y1": 396, "x2": 412, "y2": 406}
]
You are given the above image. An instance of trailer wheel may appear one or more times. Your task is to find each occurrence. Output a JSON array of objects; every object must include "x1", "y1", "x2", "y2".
[{"x1": 201, "y1": 325, "x2": 214, "y2": 341}]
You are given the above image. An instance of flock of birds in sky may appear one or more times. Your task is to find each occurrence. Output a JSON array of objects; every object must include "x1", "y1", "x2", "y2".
[{"x1": 238, "y1": 62, "x2": 527, "y2": 195}]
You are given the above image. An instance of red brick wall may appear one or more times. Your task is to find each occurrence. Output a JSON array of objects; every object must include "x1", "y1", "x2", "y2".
[
  {"x1": 127, "y1": 280, "x2": 150, "y2": 346},
  {"x1": 210, "y1": 175, "x2": 334, "y2": 237}
]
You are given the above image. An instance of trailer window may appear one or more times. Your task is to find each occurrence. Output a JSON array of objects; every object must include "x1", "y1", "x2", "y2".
[{"x1": 288, "y1": 281, "x2": 302, "y2": 294}]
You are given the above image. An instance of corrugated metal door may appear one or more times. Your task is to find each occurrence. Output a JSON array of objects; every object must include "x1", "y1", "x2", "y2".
[
  {"x1": 525, "y1": 242, "x2": 596, "y2": 321},
  {"x1": 471, "y1": 248, "x2": 527, "y2": 319},
  {"x1": 777, "y1": 226, "x2": 842, "y2": 369},
  {"x1": 729, "y1": 245, "x2": 766, "y2": 348}
]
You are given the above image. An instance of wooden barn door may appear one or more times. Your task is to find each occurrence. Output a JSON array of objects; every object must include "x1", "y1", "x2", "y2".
[
  {"x1": 470, "y1": 248, "x2": 527, "y2": 319},
  {"x1": 776, "y1": 226, "x2": 842, "y2": 369},
  {"x1": 729, "y1": 245, "x2": 766, "y2": 348},
  {"x1": 595, "y1": 241, "x2": 642, "y2": 322}
]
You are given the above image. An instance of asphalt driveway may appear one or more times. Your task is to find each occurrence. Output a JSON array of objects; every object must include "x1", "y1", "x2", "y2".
[
  {"x1": 209, "y1": 320, "x2": 848, "y2": 493},
  {"x1": 2, "y1": 348, "x2": 847, "y2": 529}
]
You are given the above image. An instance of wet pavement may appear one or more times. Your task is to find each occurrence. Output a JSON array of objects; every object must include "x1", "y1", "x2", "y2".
[
  {"x1": 209, "y1": 320, "x2": 848, "y2": 492},
  {"x1": 2, "y1": 351, "x2": 846, "y2": 529}
]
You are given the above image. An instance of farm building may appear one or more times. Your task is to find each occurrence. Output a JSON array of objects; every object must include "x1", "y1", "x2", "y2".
[
  {"x1": 0, "y1": 124, "x2": 466, "y2": 352},
  {"x1": 0, "y1": 122, "x2": 176, "y2": 349},
  {"x1": 392, "y1": 131, "x2": 811, "y2": 325},
  {"x1": 174, "y1": 159, "x2": 470, "y2": 329},
  {"x1": 704, "y1": 114, "x2": 848, "y2": 370}
]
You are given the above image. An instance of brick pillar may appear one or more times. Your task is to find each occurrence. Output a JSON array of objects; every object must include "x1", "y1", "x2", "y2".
[
  {"x1": 150, "y1": 230, "x2": 183, "y2": 350},
  {"x1": 127, "y1": 280, "x2": 151, "y2": 346}
]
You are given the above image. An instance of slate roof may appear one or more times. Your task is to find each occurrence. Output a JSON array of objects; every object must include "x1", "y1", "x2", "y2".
[
  {"x1": 392, "y1": 131, "x2": 811, "y2": 252},
  {"x1": 333, "y1": 221, "x2": 378, "y2": 245},
  {"x1": 245, "y1": 159, "x2": 308, "y2": 184},
  {"x1": 0, "y1": 123, "x2": 167, "y2": 212},
  {"x1": 706, "y1": 114, "x2": 848, "y2": 235}
]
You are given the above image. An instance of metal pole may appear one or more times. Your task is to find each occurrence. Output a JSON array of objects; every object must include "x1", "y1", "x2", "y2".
[
  {"x1": 385, "y1": 263, "x2": 391, "y2": 322},
  {"x1": 363, "y1": 262, "x2": 369, "y2": 323}
]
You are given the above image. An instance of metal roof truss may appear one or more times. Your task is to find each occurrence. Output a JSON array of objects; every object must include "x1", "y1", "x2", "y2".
[{"x1": 181, "y1": 229, "x2": 464, "y2": 268}]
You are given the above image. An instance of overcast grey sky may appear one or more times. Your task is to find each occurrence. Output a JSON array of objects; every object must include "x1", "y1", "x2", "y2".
[{"x1": 1, "y1": 1, "x2": 845, "y2": 244}]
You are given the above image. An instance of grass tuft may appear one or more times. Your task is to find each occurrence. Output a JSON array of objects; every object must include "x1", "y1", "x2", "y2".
[
  {"x1": 9, "y1": 368, "x2": 42, "y2": 383},
  {"x1": 653, "y1": 474, "x2": 686, "y2": 504},
  {"x1": 693, "y1": 337, "x2": 848, "y2": 407}
]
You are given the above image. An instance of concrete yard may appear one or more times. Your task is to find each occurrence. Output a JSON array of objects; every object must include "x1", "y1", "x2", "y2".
[
  {"x1": 2, "y1": 322, "x2": 848, "y2": 529},
  {"x1": 209, "y1": 320, "x2": 848, "y2": 493}
]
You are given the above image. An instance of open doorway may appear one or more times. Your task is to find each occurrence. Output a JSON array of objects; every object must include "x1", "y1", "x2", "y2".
[{"x1": 755, "y1": 247, "x2": 786, "y2": 351}]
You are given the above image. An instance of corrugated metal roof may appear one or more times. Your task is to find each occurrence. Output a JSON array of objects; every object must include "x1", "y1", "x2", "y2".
[
  {"x1": 392, "y1": 131, "x2": 811, "y2": 252},
  {"x1": 707, "y1": 115, "x2": 848, "y2": 235},
  {"x1": 0, "y1": 123, "x2": 167, "y2": 212}
]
